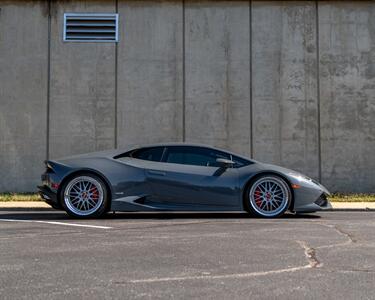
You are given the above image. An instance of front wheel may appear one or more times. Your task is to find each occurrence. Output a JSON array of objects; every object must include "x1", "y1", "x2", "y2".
[
  {"x1": 245, "y1": 175, "x2": 291, "y2": 218},
  {"x1": 60, "y1": 174, "x2": 108, "y2": 218}
]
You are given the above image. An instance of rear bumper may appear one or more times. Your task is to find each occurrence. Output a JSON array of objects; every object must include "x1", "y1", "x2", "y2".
[{"x1": 37, "y1": 185, "x2": 61, "y2": 209}]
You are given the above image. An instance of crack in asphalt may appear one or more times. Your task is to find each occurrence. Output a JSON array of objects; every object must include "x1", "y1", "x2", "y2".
[
  {"x1": 330, "y1": 224, "x2": 357, "y2": 243},
  {"x1": 126, "y1": 221, "x2": 362, "y2": 284},
  {"x1": 125, "y1": 265, "x2": 313, "y2": 284},
  {"x1": 314, "y1": 222, "x2": 357, "y2": 249},
  {"x1": 296, "y1": 240, "x2": 321, "y2": 268},
  {"x1": 124, "y1": 240, "x2": 316, "y2": 284}
]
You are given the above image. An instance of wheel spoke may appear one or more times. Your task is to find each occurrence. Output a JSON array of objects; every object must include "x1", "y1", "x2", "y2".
[
  {"x1": 70, "y1": 197, "x2": 80, "y2": 204},
  {"x1": 87, "y1": 199, "x2": 96, "y2": 208},
  {"x1": 71, "y1": 186, "x2": 80, "y2": 194},
  {"x1": 88, "y1": 182, "x2": 93, "y2": 191}
]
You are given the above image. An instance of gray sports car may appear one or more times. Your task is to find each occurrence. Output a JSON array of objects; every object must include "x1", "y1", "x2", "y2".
[{"x1": 38, "y1": 143, "x2": 331, "y2": 218}]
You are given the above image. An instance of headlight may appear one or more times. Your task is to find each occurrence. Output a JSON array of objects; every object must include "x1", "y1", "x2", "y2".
[
  {"x1": 288, "y1": 173, "x2": 313, "y2": 184},
  {"x1": 288, "y1": 173, "x2": 330, "y2": 195}
]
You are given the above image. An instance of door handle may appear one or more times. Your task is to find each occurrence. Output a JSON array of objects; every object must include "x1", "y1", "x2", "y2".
[{"x1": 147, "y1": 170, "x2": 166, "y2": 176}]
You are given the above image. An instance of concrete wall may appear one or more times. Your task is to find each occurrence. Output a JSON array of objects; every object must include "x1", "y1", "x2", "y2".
[
  {"x1": 185, "y1": 1, "x2": 251, "y2": 156},
  {"x1": 319, "y1": 2, "x2": 375, "y2": 192},
  {"x1": 252, "y1": 1, "x2": 319, "y2": 179},
  {"x1": 117, "y1": 0, "x2": 183, "y2": 148},
  {"x1": 0, "y1": 0, "x2": 374, "y2": 193},
  {"x1": 49, "y1": 0, "x2": 116, "y2": 159},
  {"x1": 0, "y1": 1, "x2": 48, "y2": 192}
]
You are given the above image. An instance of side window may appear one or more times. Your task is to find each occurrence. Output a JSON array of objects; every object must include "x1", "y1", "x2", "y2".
[
  {"x1": 231, "y1": 155, "x2": 251, "y2": 168},
  {"x1": 164, "y1": 146, "x2": 230, "y2": 167},
  {"x1": 131, "y1": 147, "x2": 164, "y2": 162}
]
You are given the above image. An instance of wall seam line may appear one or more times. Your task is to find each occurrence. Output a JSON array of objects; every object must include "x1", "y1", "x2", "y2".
[
  {"x1": 182, "y1": 0, "x2": 186, "y2": 142},
  {"x1": 46, "y1": 0, "x2": 51, "y2": 160},
  {"x1": 249, "y1": 0, "x2": 253, "y2": 158},
  {"x1": 316, "y1": 0, "x2": 322, "y2": 182},
  {"x1": 114, "y1": 0, "x2": 118, "y2": 149}
]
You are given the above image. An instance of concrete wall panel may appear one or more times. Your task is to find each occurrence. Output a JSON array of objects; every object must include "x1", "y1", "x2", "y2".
[
  {"x1": 117, "y1": 0, "x2": 183, "y2": 148},
  {"x1": 185, "y1": 0, "x2": 251, "y2": 156},
  {"x1": 1, "y1": 0, "x2": 375, "y2": 193},
  {"x1": 319, "y1": 2, "x2": 375, "y2": 192},
  {"x1": 252, "y1": 1, "x2": 319, "y2": 178},
  {"x1": 49, "y1": 0, "x2": 116, "y2": 159},
  {"x1": 0, "y1": 1, "x2": 48, "y2": 192}
]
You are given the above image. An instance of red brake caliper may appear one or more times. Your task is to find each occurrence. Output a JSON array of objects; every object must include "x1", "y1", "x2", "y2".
[
  {"x1": 254, "y1": 188, "x2": 262, "y2": 208},
  {"x1": 91, "y1": 187, "x2": 99, "y2": 202}
]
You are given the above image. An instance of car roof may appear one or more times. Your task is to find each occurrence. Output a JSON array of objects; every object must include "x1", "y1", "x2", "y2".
[{"x1": 56, "y1": 143, "x2": 254, "y2": 163}]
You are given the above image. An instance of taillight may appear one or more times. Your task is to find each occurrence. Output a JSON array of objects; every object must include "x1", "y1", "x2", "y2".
[{"x1": 45, "y1": 162, "x2": 55, "y2": 174}]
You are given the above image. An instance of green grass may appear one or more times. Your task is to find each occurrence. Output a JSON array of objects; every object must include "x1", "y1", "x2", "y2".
[
  {"x1": 0, "y1": 193, "x2": 375, "y2": 202},
  {"x1": 0, "y1": 193, "x2": 42, "y2": 202},
  {"x1": 328, "y1": 193, "x2": 375, "y2": 202}
]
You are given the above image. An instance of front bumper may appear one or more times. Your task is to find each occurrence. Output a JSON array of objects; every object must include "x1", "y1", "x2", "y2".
[
  {"x1": 286, "y1": 174, "x2": 332, "y2": 213},
  {"x1": 293, "y1": 192, "x2": 332, "y2": 213}
]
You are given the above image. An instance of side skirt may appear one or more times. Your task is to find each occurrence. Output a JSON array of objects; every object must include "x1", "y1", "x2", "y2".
[{"x1": 110, "y1": 196, "x2": 240, "y2": 212}]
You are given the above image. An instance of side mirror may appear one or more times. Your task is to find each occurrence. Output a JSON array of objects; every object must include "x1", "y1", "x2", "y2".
[{"x1": 216, "y1": 158, "x2": 235, "y2": 169}]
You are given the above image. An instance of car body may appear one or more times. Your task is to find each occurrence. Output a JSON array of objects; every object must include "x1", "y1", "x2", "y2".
[{"x1": 38, "y1": 143, "x2": 332, "y2": 218}]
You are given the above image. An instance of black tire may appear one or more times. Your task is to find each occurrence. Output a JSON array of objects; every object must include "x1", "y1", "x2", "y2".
[
  {"x1": 244, "y1": 174, "x2": 291, "y2": 218},
  {"x1": 60, "y1": 173, "x2": 109, "y2": 218}
]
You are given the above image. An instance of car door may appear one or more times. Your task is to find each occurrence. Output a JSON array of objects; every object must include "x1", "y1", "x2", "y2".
[
  {"x1": 144, "y1": 146, "x2": 240, "y2": 208},
  {"x1": 113, "y1": 146, "x2": 166, "y2": 199}
]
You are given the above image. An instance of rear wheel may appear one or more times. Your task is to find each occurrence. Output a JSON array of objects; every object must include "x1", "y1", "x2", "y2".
[
  {"x1": 245, "y1": 175, "x2": 291, "y2": 218},
  {"x1": 61, "y1": 174, "x2": 108, "y2": 218}
]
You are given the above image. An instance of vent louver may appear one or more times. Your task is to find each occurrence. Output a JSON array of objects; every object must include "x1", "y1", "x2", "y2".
[{"x1": 63, "y1": 13, "x2": 119, "y2": 42}]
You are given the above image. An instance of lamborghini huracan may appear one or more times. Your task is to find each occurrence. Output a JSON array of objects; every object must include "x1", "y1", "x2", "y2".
[{"x1": 38, "y1": 143, "x2": 331, "y2": 218}]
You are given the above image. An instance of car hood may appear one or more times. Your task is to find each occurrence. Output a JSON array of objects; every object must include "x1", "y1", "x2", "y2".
[
  {"x1": 254, "y1": 162, "x2": 330, "y2": 194},
  {"x1": 257, "y1": 162, "x2": 304, "y2": 177}
]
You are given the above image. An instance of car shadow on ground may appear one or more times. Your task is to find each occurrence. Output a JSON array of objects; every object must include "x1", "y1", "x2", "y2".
[
  {"x1": 0, "y1": 210, "x2": 321, "y2": 221},
  {"x1": 103, "y1": 212, "x2": 321, "y2": 220}
]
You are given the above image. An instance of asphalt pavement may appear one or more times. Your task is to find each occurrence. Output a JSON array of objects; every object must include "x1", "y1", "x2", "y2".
[{"x1": 0, "y1": 211, "x2": 374, "y2": 299}]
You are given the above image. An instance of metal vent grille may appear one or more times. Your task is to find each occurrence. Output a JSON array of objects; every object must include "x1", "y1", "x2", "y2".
[{"x1": 63, "y1": 13, "x2": 119, "y2": 42}]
